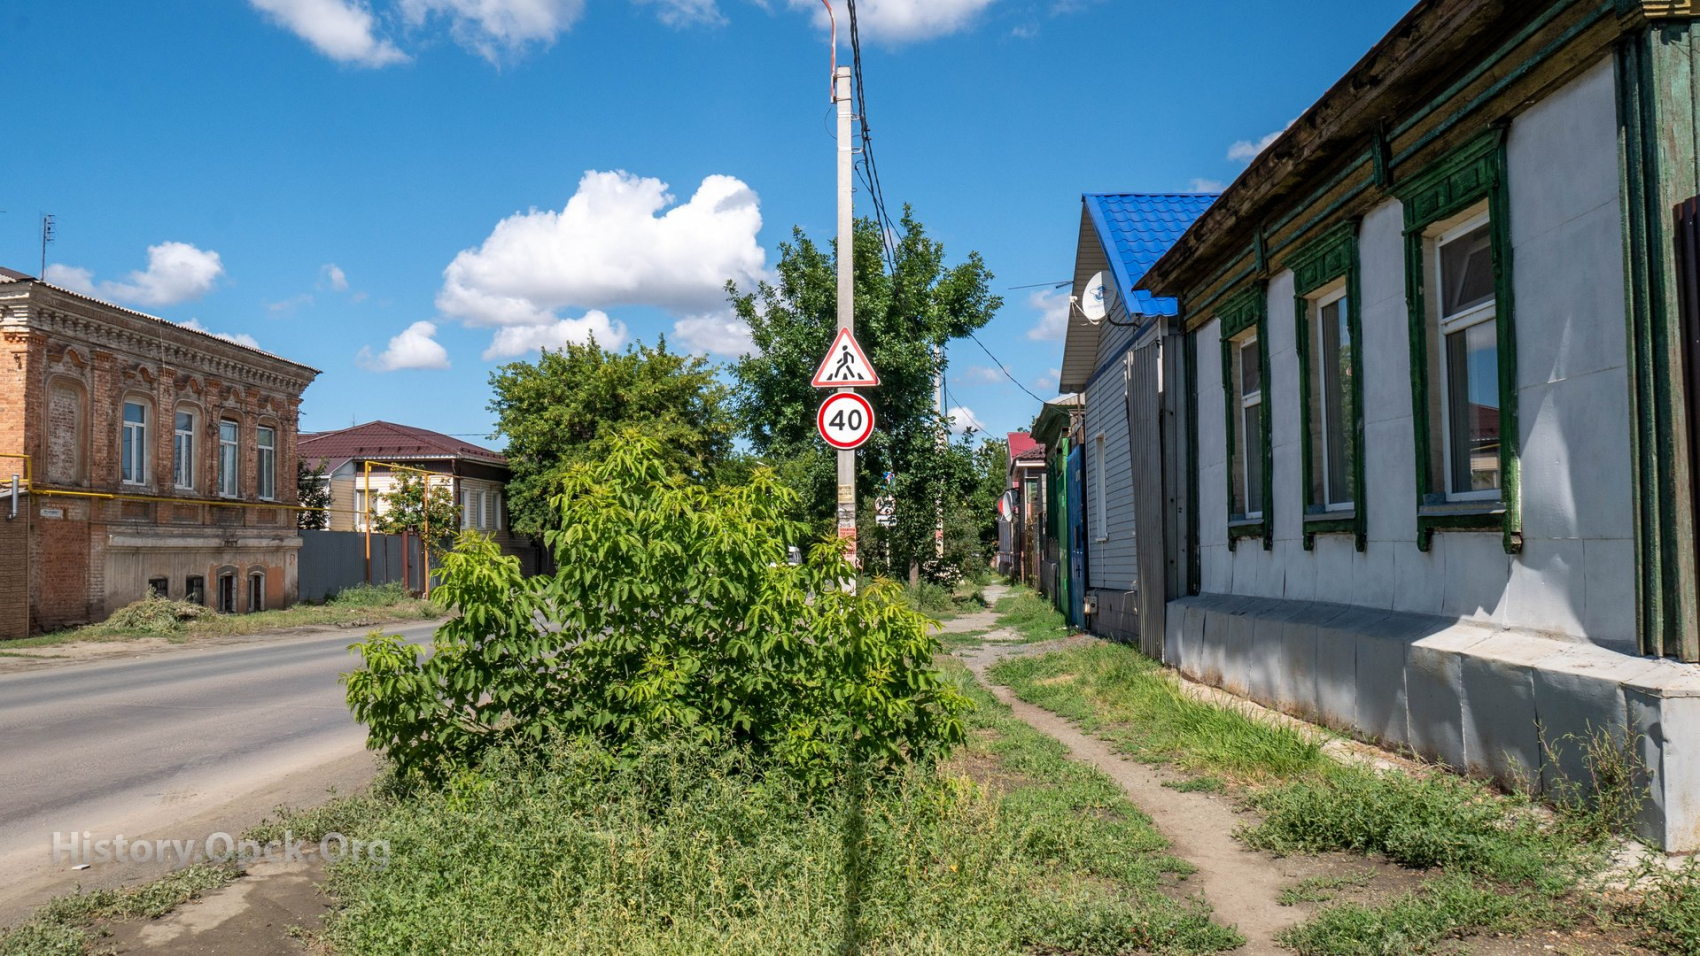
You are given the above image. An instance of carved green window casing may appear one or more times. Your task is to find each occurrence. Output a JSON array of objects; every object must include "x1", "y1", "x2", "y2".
[
  {"x1": 1395, "y1": 129, "x2": 1521, "y2": 555},
  {"x1": 1289, "y1": 221, "x2": 1367, "y2": 551},
  {"x1": 1219, "y1": 284, "x2": 1272, "y2": 551}
]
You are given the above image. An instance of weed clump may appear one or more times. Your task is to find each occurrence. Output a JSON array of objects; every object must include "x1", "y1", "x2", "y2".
[
  {"x1": 326, "y1": 582, "x2": 413, "y2": 609},
  {"x1": 101, "y1": 594, "x2": 212, "y2": 634}
]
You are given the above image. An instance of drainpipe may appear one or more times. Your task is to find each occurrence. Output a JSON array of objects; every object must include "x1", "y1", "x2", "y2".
[{"x1": 7, "y1": 476, "x2": 16, "y2": 520}]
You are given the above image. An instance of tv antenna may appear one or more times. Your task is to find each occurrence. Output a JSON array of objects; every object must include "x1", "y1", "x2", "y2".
[{"x1": 40, "y1": 215, "x2": 56, "y2": 278}]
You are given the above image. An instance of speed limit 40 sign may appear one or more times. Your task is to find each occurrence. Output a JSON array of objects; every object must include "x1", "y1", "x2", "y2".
[{"x1": 817, "y1": 392, "x2": 875, "y2": 450}]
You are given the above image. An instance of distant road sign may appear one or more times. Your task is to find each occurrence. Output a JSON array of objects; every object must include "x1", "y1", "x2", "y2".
[
  {"x1": 812, "y1": 328, "x2": 881, "y2": 387},
  {"x1": 817, "y1": 392, "x2": 875, "y2": 450}
]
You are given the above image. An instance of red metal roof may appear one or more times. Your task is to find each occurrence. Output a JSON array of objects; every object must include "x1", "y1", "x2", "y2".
[
  {"x1": 299, "y1": 421, "x2": 506, "y2": 472},
  {"x1": 1007, "y1": 431, "x2": 1038, "y2": 459}
]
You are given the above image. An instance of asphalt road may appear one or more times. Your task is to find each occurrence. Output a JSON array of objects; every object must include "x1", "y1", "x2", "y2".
[{"x1": 0, "y1": 621, "x2": 439, "y2": 925}]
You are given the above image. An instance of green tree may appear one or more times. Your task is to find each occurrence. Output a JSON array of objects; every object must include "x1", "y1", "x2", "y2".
[
  {"x1": 343, "y1": 434, "x2": 969, "y2": 787},
  {"x1": 489, "y1": 336, "x2": 737, "y2": 536},
  {"x1": 296, "y1": 458, "x2": 332, "y2": 531},
  {"x1": 970, "y1": 438, "x2": 1009, "y2": 558},
  {"x1": 729, "y1": 208, "x2": 1001, "y2": 583},
  {"x1": 373, "y1": 473, "x2": 461, "y2": 550}
]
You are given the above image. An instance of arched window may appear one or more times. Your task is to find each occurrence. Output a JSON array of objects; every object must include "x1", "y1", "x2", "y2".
[{"x1": 248, "y1": 571, "x2": 266, "y2": 612}]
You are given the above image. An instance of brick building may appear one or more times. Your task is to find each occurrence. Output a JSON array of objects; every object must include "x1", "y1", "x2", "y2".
[{"x1": 0, "y1": 267, "x2": 320, "y2": 637}]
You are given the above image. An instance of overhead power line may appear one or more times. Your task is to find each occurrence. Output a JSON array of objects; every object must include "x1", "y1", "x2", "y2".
[
  {"x1": 846, "y1": 0, "x2": 899, "y2": 275},
  {"x1": 965, "y1": 329, "x2": 1047, "y2": 404}
]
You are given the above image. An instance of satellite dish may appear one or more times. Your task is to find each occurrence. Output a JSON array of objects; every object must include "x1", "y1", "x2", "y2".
[{"x1": 1078, "y1": 272, "x2": 1108, "y2": 325}]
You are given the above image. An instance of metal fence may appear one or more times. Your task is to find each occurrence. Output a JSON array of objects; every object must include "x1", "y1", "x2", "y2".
[{"x1": 297, "y1": 530, "x2": 426, "y2": 603}]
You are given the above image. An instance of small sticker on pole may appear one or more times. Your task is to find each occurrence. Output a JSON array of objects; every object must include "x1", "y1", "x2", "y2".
[
  {"x1": 817, "y1": 392, "x2": 875, "y2": 450},
  {"x1": 812, "y1": 328, "x2": 880, "y2": 387}
]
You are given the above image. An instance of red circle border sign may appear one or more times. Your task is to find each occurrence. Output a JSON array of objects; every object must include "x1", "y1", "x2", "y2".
[{"x1": 817, "y1": 392, "x2": 876, "y2": 450}]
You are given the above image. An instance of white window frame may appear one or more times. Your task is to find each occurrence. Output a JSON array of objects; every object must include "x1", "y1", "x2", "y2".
[
  {"x1": 1310, "y1": 287, "x2": 1353, "y2": 512},
  {"x1": 1237, "y1": 332, "x2": 1264, "y2": 520},
  {"x1": 475, "y1": 490, "x2": 487, "y2": 530},
  {"x1": 354, "y1": 488, "x2": 369, "y2": 532},
  {"x1": 494, "y1": 491, "x2": 503, "y2": 531},
  {"x1": 121, "y1": 400, "x2": 148, "y2": 486},
  {"x1": 1432, "y1": 211, "x2": 1500, "y2": 504},
  {"x1": 218, "y1": 419, "x2": 240, "y2": 498},
  {"x1": 256, "y1": 426, "x2": 276, "y2": 501},
  {"x1": 173, "y1": 409, "x2": 196, "y2": 491},
  {"x1": 1093, "y1": 433, "x2": 1108, "y2": 541}
]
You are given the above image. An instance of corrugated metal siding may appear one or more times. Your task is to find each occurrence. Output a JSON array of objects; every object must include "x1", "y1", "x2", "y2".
[{"x1": 1085, "y1": 346, "x2": 1138, "y2": 592}]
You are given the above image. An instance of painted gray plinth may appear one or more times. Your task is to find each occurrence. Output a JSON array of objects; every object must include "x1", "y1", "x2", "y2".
[
  {"x1": 1405, "y1": 624, "x2": 1492, "y2": 768},
  {"x1": 1163, "y1": 593, "x2": 1700, "y2": 852},
  {"x1": 1461, "y1": 634, "x2": 1561, "y2": 789},
  {"x1": 1532, "y1": 648, "x2": 1662, "y2": 794}
]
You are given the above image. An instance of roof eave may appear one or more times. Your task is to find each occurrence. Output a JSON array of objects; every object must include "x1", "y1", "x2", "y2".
[{"x1": 1138, "y1": 0, "x2": 1523, "y2": 300}]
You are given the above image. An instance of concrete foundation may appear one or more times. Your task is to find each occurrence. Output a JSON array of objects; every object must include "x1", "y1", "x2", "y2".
[{"x1": 1168, "y1": 593, "x2": 1700, "y2": 852}]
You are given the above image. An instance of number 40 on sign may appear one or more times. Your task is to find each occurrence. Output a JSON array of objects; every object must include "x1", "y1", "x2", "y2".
[{"x1": 817, "y1": 392, "x2": 875, "y2": 450}]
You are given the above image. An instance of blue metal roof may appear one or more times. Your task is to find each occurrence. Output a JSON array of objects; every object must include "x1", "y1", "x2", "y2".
[{"x1": 1082, "y1": 193, "x2": 1217, "y2": 318}]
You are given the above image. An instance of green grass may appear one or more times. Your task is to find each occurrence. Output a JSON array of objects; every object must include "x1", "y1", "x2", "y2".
[
  {"x1": 0, "y1": 864, "x2": 238, "y2": 956},
  {"x1": 1276, "y1": 873, "x2": 1375, "y2": 906},
  {"x1": 1617, "y1": 858, "x2": 1700, "y2": 954},
  {"x1": 983, "y1": 640, "x2": 1667, "y2": 953},
  {"x1": 990, "y1": 589, "x2": 1073, "y2": 643},
  {"x1": 270, "y1": 662, "x2": 1244, "y2": 955},
  {"x1": 1276, "y1": 873, "x2": 1562, "y2": 955},
  {"x1": 8, "y1": 583, "x2": 441, "y2": 650},
  {"x1": 989, "y1": 642, "x2": 1326, "y2": 782}
]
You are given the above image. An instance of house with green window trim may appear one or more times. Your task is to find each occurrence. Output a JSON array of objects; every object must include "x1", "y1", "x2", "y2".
[{"x1": 1136, "y1": 0, "x2": 1700, "y2": 851}]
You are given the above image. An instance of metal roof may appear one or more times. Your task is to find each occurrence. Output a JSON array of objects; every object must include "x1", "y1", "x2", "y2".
[
  {"x1": 299, "y1": 421, "x2": 507, "y2": 475},
  {"x1": 1083, "y1": 193, "x2": 1216, "y2": 319},
  {"x1": 1060, "y1": 194, "x2": 1215, "y2": 391}
]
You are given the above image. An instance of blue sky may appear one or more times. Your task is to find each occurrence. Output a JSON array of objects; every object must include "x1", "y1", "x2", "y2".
[{"x1": 2, "y1": 0, "x2": 1408, "y2": 444}]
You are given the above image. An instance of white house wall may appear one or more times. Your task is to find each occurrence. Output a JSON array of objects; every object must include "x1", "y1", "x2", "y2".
[{"x1": 1194, "y1": 58, "x2": 1632, "y2": 649}]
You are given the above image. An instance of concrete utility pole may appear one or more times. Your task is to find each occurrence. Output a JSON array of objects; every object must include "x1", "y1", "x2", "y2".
[{"x1": 835, "y1": 64, "x2": 857, "y2": 567}]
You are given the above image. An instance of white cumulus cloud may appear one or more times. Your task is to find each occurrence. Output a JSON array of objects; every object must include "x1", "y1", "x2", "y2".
[
  {"x1": 947, "y1": 405, "x2": 986, "y2": 437},
  {"x1": 249, "y1": 0, "x2": 410, "y2": 67},
  {"x1": 397, "y1": 0, "x2": 585, "y2": 61},
  {"x1": 962, "y1": 365, "x2": 1004, "y2": 385},
  {"x1": 1190, "y1": 177, "x2": 1227, "y2": 193},
  {"x1": 672, "y1": 313, "x2": 755, "y2": 357},
  {"x1": 787, "y1": 0, "x2": 996, "y2": 42},
  {"x1": 1025, "y1": 288, "x2": 1069, "y2": 341},
  {"x1": 47, "y1": 242, "x2": 225, "y2": 307},
  {"x1": 180, "y1": 318, "x2": 263, "y2": 350},
  {"x1": 1228, "y1": 122, "x2": 1293, "y2": 164},
  {"x1": 437, "y1": 169, "x2": 766, "y2": 329},
  {"x1": 358, "y1": 320, "x2": 451, "y2": 370},
  {"x1": 634, "y1": 0, "x2": 723, "y2": 26},
  {"x1": 321, "y1": 263, "x2": 350, "y2": 291},
  {"x1": 1036, "y1": 367, "x2": 1060, "y2": 391},
  {"x1": 481, "y1": 311, "x2": 628, "y2": 360}
]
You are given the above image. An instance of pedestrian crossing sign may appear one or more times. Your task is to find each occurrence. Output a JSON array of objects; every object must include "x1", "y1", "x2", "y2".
[{"x1": 811, "y1": 328, "x2": 880, "y2": 388}]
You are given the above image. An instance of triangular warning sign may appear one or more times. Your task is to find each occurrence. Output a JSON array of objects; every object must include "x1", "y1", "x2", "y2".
[{"x1": 811, "y1": 328, "x2": 881, "y2": 388}]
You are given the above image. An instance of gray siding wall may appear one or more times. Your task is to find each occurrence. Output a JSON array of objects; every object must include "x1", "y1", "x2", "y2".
[{"x1": 1085, "y1": 314, "x2": 1140, "y2": 592}]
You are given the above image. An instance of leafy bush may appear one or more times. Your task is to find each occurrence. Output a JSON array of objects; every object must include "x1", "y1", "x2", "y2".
[
  {"x1": 900, "y1": 581, "x2": 955, "y2": 618},
  {"x1": 328, "y1": 582, "x2": 414, "y2": 609},
  {"x1": 345, "y1": 436, "x2": 970, "y2": 788},
  {"x1": 102, "y1": 594, "x2": 212, "y2": 634}
]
